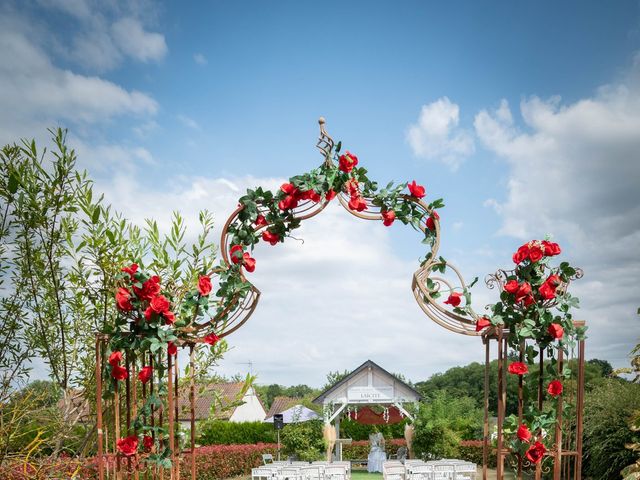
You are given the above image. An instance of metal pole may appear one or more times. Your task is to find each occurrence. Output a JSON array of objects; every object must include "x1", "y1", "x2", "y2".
[
  {"x1": 497, "y1": 333, "x2": 504, "y2": 480},
  {"x1": 96, "y1": 337, "x2": 105, "y2": 480},
  {"x1": 190, "y1": 344, "x2": 196, "y2": 480},
  {"x1": 483, "y1": 338, "x2": 489, "y2": 480}
]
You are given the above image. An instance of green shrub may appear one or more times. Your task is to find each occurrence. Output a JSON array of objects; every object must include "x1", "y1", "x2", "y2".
[
  {"x1": 198, "y1": 420, "x2": 276, "y2": 445},
  {"x1": 583, "y1": 379, "x2": 640, "y2": 479},
  {"x1": 280, "y1": 420, "x2": 325, "y2": 461},
  {"x1": 458, "y1": 440, "x2": 496, "y2": 468},
  {"x1": 412, "y1": 392, "x2": 482, "y2": 460},
  {"x1": 339, "y1": 419, "x2": 409, "y2": 440},
  {"x1": 342, "y1": 439, "x2": 405, "y2": 460}
]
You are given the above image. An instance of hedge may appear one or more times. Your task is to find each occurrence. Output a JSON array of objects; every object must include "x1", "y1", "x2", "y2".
[
  {"x1": 458, "y1": 440, "x2": 496, "y2": 468},
  {"x1": 198, "y1": 420, "x2": 276, "y2": 445}
]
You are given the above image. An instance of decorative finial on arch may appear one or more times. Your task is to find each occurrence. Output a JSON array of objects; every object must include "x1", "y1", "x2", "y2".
[{"x1": 316, "y1": 116, "x2": 334, "y2": 159}]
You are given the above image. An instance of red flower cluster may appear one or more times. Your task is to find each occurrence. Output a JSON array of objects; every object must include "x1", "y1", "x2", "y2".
[
  {"x1": 277, "y1": 183, "x2": 323, "y2": 211},
  {"x1": 547, "y1": 379, "x2": 563, "y2": 397},
  {"x1": 525, "y1": 441, "x2": 547, "y2": 464},
  {"x1": 475, "y1": 316, "x2": 491, "y2": 332},
  {"x1": 508, "y1": 362, "x2": 528, "y2": 375},
  {"x1": 539, "y1": 274, "x2": 561, "y2": 300},
  {"x1": 109, "y1": 351, "x2": 128, "y2": 381},
  {"x1": 548, "y1": 323, "x2": 564, "y2": 340},
  {"x1": 504, "y1": 280, "x2": 534, "y2": 306},
  {"x1": 138, "y1": 365, "x2": 152, "y2": 384},
  {"x1": 444, "y1": 292, "x2": 463, "y2": 307},
  {"x1": 517, "y1": 424, "x2": 532, "y2": 442},
  {"x1": 117, "y1": 265, "x2": 176, "y2": 326},
  {"x1": 229, "y1": 245, "x2": 256, "y2": 273},
  {"x1": 143, "y1": 435, "x2": 154, "y2": 452},
  {"x1": 198, "y1": 275, "x2": 212, "y2": 296},
  {"x1": 426, "y1": 210, "x2": 439, "y2": 231},
  {"x1": 116, "y1": 435, "x2": 138, "y2": 457},
  {"x1": 168, "y1": 341, "x2": 178, "y2": 356},
  {"x1": 513, "y1": 240, "x2": 561, "y2": 264},
  {"x1": 408, "y1": 180, "x2": 425, "y2": 198},
  {"x1": 345, "y1": 178, "x2": 367, "y2": 212},
  {"x1": 204, "y1": 332, "x2": 220, "y2": 345},
  {"x1": 338, "y1": 152, "x2": 358, "y2": 173},
  {"x1": 262, "y1": 230, "x2": 280, "y2": 245},
  {"x1": 381, "y1": 209, "x2": 395, "y2": 226}
]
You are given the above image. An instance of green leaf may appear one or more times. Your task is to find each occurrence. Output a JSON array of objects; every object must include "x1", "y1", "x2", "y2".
[
  {"x1": 92, "y1": 206, "x2": 101, "y2": 224},
  {"x1": 8, "y1": 173, "x2": 19, "y2": 194}
]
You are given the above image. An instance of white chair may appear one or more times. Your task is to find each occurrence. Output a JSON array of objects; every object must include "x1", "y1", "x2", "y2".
[
  {"x1": 454, "y1": 463, "x2": 476, "y2": 480},
  {"x1": 432, "y1": 464, "x2": 454, "y2": 480},
  {"x1": 407, "y1": 464, "x2": 433, "y2": 480},
  {"x1": 332, "y1": 461, "x2": 351, "y2": 480},
  {"x1": 300, "y1": 466, "x2": 322, "y2": 480},
  {"x1": 324, "y1": 465, "x2": 348, "y2": 480},
  {"x1": 384, "y1": 465, "x2": 406, "y2": 480},
  {"x1": 280, "y1": 467, "x2": 302, "y2": 480},
  {"x1": 253, "y1": 468, "x2": 275, "y2": 480}
]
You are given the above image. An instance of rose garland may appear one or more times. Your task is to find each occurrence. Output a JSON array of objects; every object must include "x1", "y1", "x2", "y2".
[{"x1": 478, "y1": 240, "x2": 585, "y2": 468}]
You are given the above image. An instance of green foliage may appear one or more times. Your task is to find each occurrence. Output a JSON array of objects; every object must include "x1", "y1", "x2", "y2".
[
  {"x1": 583, "y1": 378, "x2": 640, "y2": 479},
  {"x1": 339, "y1": 419, "x2": 409, "y2": 441},
  {"x1": 411, "y1": 391, "x2": 482, "y2": 460},
  {"x1": 321, "y1": 370, "x2": 351, "y2": 392},
  {"x1": 198, "y1": 420, "x2": 276, "y2": 445},
  {"x1": 254, "y1": 384, "x2": 318, "y2": 408},
  {"x1": 279, "y1": 420, "x2": 325, "y2": 461}
]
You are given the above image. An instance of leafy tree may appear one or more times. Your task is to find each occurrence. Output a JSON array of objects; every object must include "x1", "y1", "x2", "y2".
[
  {"x1": 583, "y1": 378, "x2": 640, "y2": 479},
  {"x1": 322, "y1": 370, "x2": 350, "y2": 392},
  {"x1": 411, "y1": 391, "x2": 482, "y2": 460},
  {"x1": 280, "y1": 419, "x2": 324, "y2": 461}
]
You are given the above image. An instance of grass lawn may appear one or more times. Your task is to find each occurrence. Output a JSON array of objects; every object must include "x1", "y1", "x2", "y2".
[{"x1": 351, "y1": 472, "x2": 382, "y2": 480}]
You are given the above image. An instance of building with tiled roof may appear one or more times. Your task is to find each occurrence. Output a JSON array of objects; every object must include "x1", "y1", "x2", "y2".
[
  {"x1": 265, "y1": 396, "x2": 302, "y2": 418},
  {"x1": 176, "y1": 382, "x2": 267, "y2": 425}
]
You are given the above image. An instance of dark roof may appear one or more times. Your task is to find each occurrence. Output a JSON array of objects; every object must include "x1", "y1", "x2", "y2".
[
  {"x1": 266, "y1": 396, "x2": 301, "y2": 418},
  {"x1": 176, "y1": 382, "x2": 258, "y2": 421},
  {"x1": 312, "y1": 359, "x2": 421, "y2": 404}
]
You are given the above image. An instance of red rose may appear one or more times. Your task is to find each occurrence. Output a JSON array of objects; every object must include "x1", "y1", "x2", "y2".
[
  {"x1": 504, "y1": 280, "x2": 519, "y2": 294},
  {"x1": 513, "y1": 244, "x2": 530, "y2": 264},
  {"x1": 475, "y1": 317, "x2": 491, "y2": 332},
  {"x1": 508, "y1": 362, "x2": 528, "y2": 375},
  {"x1": 381, "y1": 210, "x2": 396, "y2": 227},
  {"x1": 163, "y1": 311, "x2": 175, "y2": 325},
  {"x1": 345, "y1": 178, "x2": 360, "y2": 197},
  {"x1": 150, "y1": 295, "x2": 170, "y2": 314},
  {"x1": 198, "y1": 275, "x2": 212, "y2": 296},
  {"x1": 121, "y1": 263, "x2": 138, "y2": 278},
  {"x1": 280, "y1": 183, "x2": 297, "y2": 195},
  {"x1": 407, "y1": 180, "x2": 426, "y2": 198},
  {"x1": 167, "y1": 342, "x2": 178, "y2": 356},
  {"x1": 517, "y1": 424, "x2": 532, "y2": 442},
  {"x1": 278, "y1": 195, "x2": 298, "y2": 211},
  {"x1": 525, "y1": 441, "x2": 546, "y2": 464},
  {"x1": 444, "y1": 292, "x2": 463, "y2": 307},
  {"x1": 242, "y1": 252, "x2": 256, "y2": 273},
  {"x1": 548, "y1": 323, "x2": 564, "y2": 340},
  {"x1": 262, "y1": 230, "x2": 280, "y2": 245},
  {"x1": 325, "y1": 189, "x2": 337, "y2": 201},
  {"x1": 255, "y1": 215, "x2": 268, "y2": 228},
  {"x1": 204, "y1": 333, "x2": 220, "y2": 345},
  {"x1": 111, "y1": 364, "x2": 128, "y2": 381},
  {"x1": 547, "y1": 380, "x2": 563, "y2": 397},
  {"x1": 116, "y1": 435, "x2": 138, "y2": 457},
  {"x1": 515, "y1": 282, "x2": 532, "y2": 303},
  {"x1": 133, "y1": 276, "x2": 161, "y2": 301},
  {"x1": 108, "y1": 351, "x2": 123, "y2": 367},
  {"x1": 309, "y1": 191, "x2": 321, "y2": 203},
  {"x1": 229, "y1": 245, "x2": 244, "y2": 264},
  {"x1": 348, "y1": 196, "x2": 368, "y2": 212},
  {"x1": 338, "y1": 152, "x2": 358, "y2": 173},
  {"x1": 542, "y1": 240, "x2": 561, "y2": 256},
  {"x1": 426, "y1": 211, "x2": 440, "y2": 231},
  {"x1": 144, "y1": 306, "x2": 153, "y2": 321},
  {"x1": 539, "y1": 274, "x2": 561, "y2": 300},
  {"x1": 138, "y1": 366, "x2": 152, "y2": 384},
  {"x1": 116, "y1": 287, "x2": 133, "y2": 312},
  {"x1": 523, "y1": 294, "x2": 535, "y2": 307},
  {"x1": 528, "y1": 244, "x2": 544, "y2": 263},
  {"x1": 143, "y1": 435, "x2": 153, "y2": 452}
]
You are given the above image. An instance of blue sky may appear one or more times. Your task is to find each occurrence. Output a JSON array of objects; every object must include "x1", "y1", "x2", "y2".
[{"x1": 1, "y1": 0, "x2": 639, "y2": 387}]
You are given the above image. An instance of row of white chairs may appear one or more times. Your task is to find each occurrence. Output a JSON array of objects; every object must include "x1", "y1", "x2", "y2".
[
  {"x1": 253, "y1": 461, "x2": 351, "y2": 480},
  {"x1": 383, "y1": 459, "x2": 476, "y2": 480}
]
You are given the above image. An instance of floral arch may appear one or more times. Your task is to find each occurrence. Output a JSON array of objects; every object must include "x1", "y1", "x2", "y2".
[{"x1": 97, "y1": 118, "x2": 586, "y2": 480}]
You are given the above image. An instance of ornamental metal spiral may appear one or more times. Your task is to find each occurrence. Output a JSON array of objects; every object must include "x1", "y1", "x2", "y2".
[{"x1": 208, "y1": 118, "x2": 481, "y2": 339}]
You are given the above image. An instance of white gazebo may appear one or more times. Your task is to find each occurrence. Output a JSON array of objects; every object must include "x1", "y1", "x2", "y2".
[{"x1": 312, "y1": 360, "x2": 421, "y2": 461}]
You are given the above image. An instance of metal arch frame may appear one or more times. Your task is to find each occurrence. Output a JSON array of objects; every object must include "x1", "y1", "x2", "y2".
[{"x1": 209, "y1": 117, "x2": 481, "y2": 340}]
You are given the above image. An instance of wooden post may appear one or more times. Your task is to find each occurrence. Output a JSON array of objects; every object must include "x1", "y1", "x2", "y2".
[
  {"x1": 96, "y1": 337, "x2": 105, "y2": 480},
  {"x1": 554, "y1": 349, "x2": 564, "y2": 479},
  {"x1": 483, "y1": 338, "x2": 490, "y2": 480},
  {"x1": 190, "y1": 344, "x2": 196, "y2": 480},
  {"x1": 497, "y1": 332, "x2": 504, "y2": 479}
]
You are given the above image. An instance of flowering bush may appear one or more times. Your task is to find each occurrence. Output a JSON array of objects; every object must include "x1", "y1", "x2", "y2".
[
  {"x1": 458, "y1": 440, "x2": 497, "y2": 468},
  {"x1": 479, "y1": 240, "x2": 585, "y2": 470},
  {"x1": 179, "y1": 443, "x2": 277, "y2": 480}
]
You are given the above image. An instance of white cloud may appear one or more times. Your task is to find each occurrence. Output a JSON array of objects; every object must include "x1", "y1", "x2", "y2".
[
  {"x1": 407, "y1": 97, "x2": 475, "y2": 170},
  {"x1": 177, "y1": 114, "x2": 201, "y2": 131},
  {"x1": 0, "y1": 24, "x2": 158, "y2": 143},
  {"x1": 111, "y1": 18, "x2": 167, "y2": 63},
  {"x1": 474, "y1": 66, "x2": 640, "y2": 369},
  {"x1": 193, "y1": 53, "x2": 207, "y2": 66}
]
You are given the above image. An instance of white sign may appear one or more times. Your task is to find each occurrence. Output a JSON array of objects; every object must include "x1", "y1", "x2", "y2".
[{"x1": 347, "y1": 386, "x2": 394, "y2": 402}]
